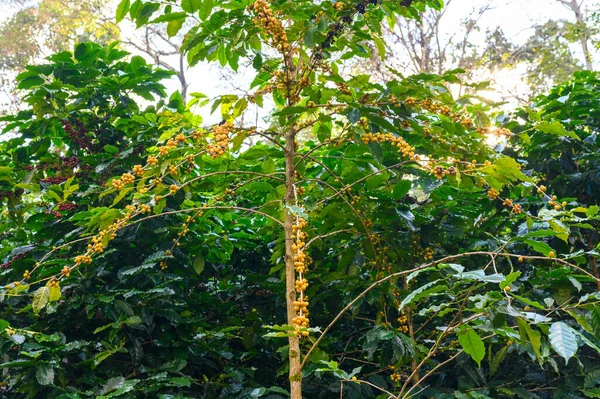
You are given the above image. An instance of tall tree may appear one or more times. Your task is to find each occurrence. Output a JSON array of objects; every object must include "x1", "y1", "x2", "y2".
[{"x1": 557, "y1": 0, "x2": 594, "y2": 70}]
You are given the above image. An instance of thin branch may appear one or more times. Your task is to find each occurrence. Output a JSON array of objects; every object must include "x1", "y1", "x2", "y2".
[
  {"x1": 305, "y1": 229, "x2": 355, "y2": 249},
  {"x1": 299, "y1": 251, "x2": 598, "y2": 370}
]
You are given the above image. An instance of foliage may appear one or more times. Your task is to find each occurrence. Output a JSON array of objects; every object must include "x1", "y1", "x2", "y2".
[
  {"x1": 0, "y1": 1, "x2": 599, "y2": 399},
  {"x1": 0, "y1": 0, "x2": 118, "y2": 112},
  {"x1": 481, "y1": 20, "x2": 584, "y2": 96}
]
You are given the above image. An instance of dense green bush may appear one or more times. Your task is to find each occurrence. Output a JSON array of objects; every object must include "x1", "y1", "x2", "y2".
[{"x1": 0, "y1": 1, "x2": 599, "y2": 398}]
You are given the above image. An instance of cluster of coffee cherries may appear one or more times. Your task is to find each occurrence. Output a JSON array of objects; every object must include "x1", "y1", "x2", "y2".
[
  {"x1": 207, "y1": 122, "x2": 234, "y2": 158},
  {"x1": 405, "y1": 97, "x2": 474, "y2": 128},
  {"x1": 160, "y1": 249, "x2": 172, "y2": 271},
  {"x1": 61, "y1": 265, "x2": 72, "y2": 277},
  {"x1": 487, "y1": 188, "x2": 499, "y2": 200},
  {"x1": 430, "y1": 165, "x2": 452, "y2": 180},
  {"x1": 62, "y1": 119, "x2": 99, "y2": 153},
  {"x1": 60, "y1": 156, "x2": 81, "y2": 169},
  {"x1": 322, "y1": 21, "x2": 345, "y2": 50},
  {"x1": 412, "y1": 238, "x2": 435, "y2": 261},
  {"x1": 40, "y1": 176, "x2": 68, "y2": 185},
  {"x1": 110, "y1": 132, "x2": 191, "y2": 195},
  {"x1": 477, "y1": 126, "x2": 512, "y2": 138},
  {"x1": 397, "y1": 313, "x2": 409, "y2": 334},
  {"x1": 249, "y1": 0, "x2": 290, "y2": 56},
  {"x1": 502, "y1": 198, "x2": 522, "y2": 214},
  {"x1": 361, "y1": 132, "x2": 415, "y2": 159},
  {"x1": 56, "y1": 202, "x2": 76, "y2": 212},
  {"x1": 536, "y1": 184, "x2": 567, "y2": 210},
  {"x1": 87, "y1": 226, "x2": 117, "y2": 255},
  {"x1": 291, "y1": 217, "x2": 311, "y2": 336},
  {"x1": 0, "y1": 250, "x2": 30, "y2": 269},
  {"x1": 60, "y1": 213, "x2": 132, "y2": 278},
  {"x1": 0, "y1": 188, "x2": 24, "y2": 201},
  {"x1": 111, "y1": 172, "x2": 135, "y2": 191},
  {"x1": 487, "y1": 187, "x2": 522, "y2": 213},
  {"x1": 389, "y1": 365, "x2": 402, "y2": 382},
  {"x1": 356, "y1": 0, "x2": 379, "y2": 14}
]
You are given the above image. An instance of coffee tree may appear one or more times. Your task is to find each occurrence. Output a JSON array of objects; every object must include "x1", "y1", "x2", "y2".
[{"x1": 1, "y1": 1, "x2": 600, "y2": 398}]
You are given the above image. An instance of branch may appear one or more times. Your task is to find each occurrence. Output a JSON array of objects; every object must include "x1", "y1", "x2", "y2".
[
  {"x1": 305, "y1": 229, "x2": 355, "y2": 249},
  {"x1": 179, "y1": 170, "x2": 285, "y2": 190},
  {"x1": 316, "y1": 160, "x2": 409, "y2": 205},
  {"x1": 299, "y1": 251, "x2": 598, "y2": 370},
  {"x1": 133, "y1": 205, "x2": 285, "y2": 227}
]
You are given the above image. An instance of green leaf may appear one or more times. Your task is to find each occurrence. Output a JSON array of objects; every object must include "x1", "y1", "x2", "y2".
[
  {"x1": 536, "y1": 121, "x2": 580, "y2": 140},
  {"x1": 116, "y1": 0, "x2": 130, "y2": 22},
  {"x1": 193, "y1": 254, "x2": 205, "y2": 274},
  {"x1": 48, "y1": 285, "x2": 61, "y2": 302},
  {"x1": 511, "y1": 294, "x2": 545, "y2": 310},
  {"x1": 458, "y1": 329, "x2": 485, "y2": 367},
  {"x1": 252, "y1": 53, "x2": 263, "y2": 70},
  {"x1": 275, "y1": 106, "x2": 308, "y2": 116},
  {"x1": 399, "y1": 280, "x2": 448, "y2": 310},
  {"x1": 489, "y1": 344, "x2": 509, "y2": 376},
  {"x1": 199, "y1": 0, "x2": 213, "y2": 20},
  {"x1": 167, "y1": 19, "x2": 185, "y2": 37},
  {"x1": 0, "y1": 319, "x2": 9, "y2": 331},
  {"x1": 348, "y1": 108, "x2": 361, "y2": 123},
  {"x1": 373, "y1": 35, "x2": 386, "y2": 61},
  {"x1": 98, "y1": 379, "x2": 139, "y2": 398},
  {"x1": 32, "y1": 286, "x2": 50, "y2": 314},
  {"x1": 549, "y1": 322, "x2": 578, "y2": 363},
  {"x1": 104, "y1": 144, "x2": 119, "y2": 154},
  {"x1": 516, "y1": 318, "x2": 542, "y2": 360},
  {"x1": 500, "y1": 271, "x2": 521, "y2": 289},
  {"x1": 18, "y1": 76, "x2": 44, "y2": 90},
  {"x1": 591, "y1": 306, "x2": 600, "y2": 339},
  {"x1": 36, "y1": 364, "x2": 54, "y2": 385},
  {"x1": 305, "y1": 25, "x2": 316, "y2": 48},
  {"x1": 524, "y1": 240, "x2": 554, "y2": 256},
  {"x1": 392, "y1": 180, "x2": 411, "y2": 200},
  {"x1": 181, "y1": 0, "x2": 201, "y2": 13},
  {"x1": 112, "y1": 187, "x2": 133, "y2": 207},
  {"x1": 74, "y1": 43, "x2": 89, "y2": 61},
  {"x1": 588, "y1": 205, "x2": 599, "y2": 218},
  {"x1": 583, "y1": 388, "x2": 600, "y2": 398}
]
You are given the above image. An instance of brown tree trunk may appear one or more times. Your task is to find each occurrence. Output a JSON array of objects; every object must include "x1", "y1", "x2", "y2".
[
  {"x1": 285, "y1": 130, "x2": 302, "y2": 398},
  {"x1": 559, "y1": 0, "x2": 593, "y2": 70},
  {"x1": 283, "y1": 46, "x2": 302, "y2": 397}
]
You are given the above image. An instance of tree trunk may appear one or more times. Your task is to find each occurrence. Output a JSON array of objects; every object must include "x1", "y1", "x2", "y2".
[
  {"x1": 573, "y1": 3, "x2": 593, "y2": 70},
  {"x1": 281, "y1": 42, "x2": 303, "y2": 398},
  {"x1": 559, "y1": 0, "x2": 593, "y2": 70},
  {"x1": 284, "y1": 130, "x2": 302, "y2": 398}
]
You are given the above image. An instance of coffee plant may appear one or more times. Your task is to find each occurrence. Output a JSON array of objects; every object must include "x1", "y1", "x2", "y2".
[{"x1": 0, "y1": 1, "x2": 599, "y2": 398}]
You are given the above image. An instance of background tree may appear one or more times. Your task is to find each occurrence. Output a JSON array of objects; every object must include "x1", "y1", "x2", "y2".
[
  {"x1": 0, "y1": 0, "x2": 117, "y2": 113},
  {"x1": 557, "y1": 0, "x2": 594, "y2": 71}
]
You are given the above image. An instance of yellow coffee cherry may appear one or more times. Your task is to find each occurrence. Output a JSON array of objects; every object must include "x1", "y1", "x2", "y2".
[
  {"x1": 487, "y1": 188, "x2": 499, "y2": 199},
  {"x1": 132, "y1": 165, "x2": 144, "y2": 176},
  {"x1": 146, "y1": 156, "x2": 158, "y2": 166}
]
